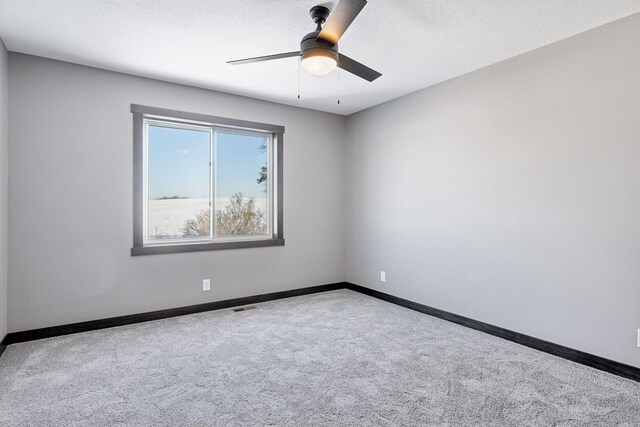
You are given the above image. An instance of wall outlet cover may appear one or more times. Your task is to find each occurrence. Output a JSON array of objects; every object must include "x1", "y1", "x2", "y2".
[
  {"x1": 380, "y1": 271, "x2": 386, "y2": 282},
  {"x1": 203, "y1": 279, "x2": 211, "y2": 291}
]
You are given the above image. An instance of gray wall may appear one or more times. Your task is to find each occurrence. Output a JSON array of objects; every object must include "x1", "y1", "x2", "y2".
[
  {"x1": 5, "y1": 14, "x2": 639, "y2": 369},
  {"x1": 0, "y1": 39, "x2": 7, "y2": 340},
  {"x1": 7, "y1": 53, "x2": 346, "y2": 332},
  {"x1": 346, "y1": 14, "x2": 640, "y2": 368}
]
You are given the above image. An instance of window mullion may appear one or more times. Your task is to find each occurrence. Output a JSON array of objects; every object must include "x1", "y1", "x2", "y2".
[
  {"x1": 210, "y1": 128, "x2": 216, "y2": 241},
  {"x1": 268, "y1": 134, "x2": 274, "y2": 237}
]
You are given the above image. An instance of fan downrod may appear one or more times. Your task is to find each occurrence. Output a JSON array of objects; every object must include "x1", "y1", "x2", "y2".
[{"x1": 309, "y1": 5, "x2": 330, "y2": 30}]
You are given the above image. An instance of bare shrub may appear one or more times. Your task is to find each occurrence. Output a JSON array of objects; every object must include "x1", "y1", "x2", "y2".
[
  {"x1": 182, "y1": 209, "x2": 210, "y2": 237},
  {"x1": 216, "y1": 193, "x2": 266, "y2": 235},
  {"x1": 182, "y1": 192, "x2": 265, "y2": 237}
]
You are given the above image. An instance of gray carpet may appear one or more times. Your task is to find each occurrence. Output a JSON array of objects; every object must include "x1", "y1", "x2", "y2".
[{"x1": 0, "y1": 290, "x2": 638, "y2": 426}]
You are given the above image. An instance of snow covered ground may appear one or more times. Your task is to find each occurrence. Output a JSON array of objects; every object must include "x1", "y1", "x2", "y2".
[{"x1": 147, "y1": 197, "x2": 267, "y2": 238}]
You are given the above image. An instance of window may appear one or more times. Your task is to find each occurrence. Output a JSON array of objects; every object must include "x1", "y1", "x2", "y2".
[{"x1": 131, "y1": 105, "x2": 284, "y2": 255}]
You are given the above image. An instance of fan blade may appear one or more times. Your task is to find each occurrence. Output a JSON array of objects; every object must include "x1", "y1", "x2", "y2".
[
  {"x1": 338, "y1": 54, "x2": 381, "y2": 82},
  {"x1": 228, "y1": 51, "x2": 300, "y2": 65},
  {"x1": 317, "y1": 0, "x2": 367, "y2": 45}
]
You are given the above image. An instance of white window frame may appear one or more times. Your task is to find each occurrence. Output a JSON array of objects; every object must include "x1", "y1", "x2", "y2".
[{"x1": 131, "y1": 105, "x2": 284, "y2": 256}]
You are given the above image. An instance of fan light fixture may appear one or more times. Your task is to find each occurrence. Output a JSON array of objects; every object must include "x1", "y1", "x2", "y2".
[
  {"x1": 301, "y1": 53, "x2": 338, "y2": 76},
  {"x1": 227, "y1": 1, "x2": 382, "y2": 83}
]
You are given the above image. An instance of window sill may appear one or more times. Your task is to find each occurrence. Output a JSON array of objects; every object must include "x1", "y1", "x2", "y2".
[{"x1": 131, "y1": 238, "x2": 285, "y2": 256}]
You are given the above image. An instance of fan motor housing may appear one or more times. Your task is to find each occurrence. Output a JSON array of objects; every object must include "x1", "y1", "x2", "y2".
[{"x1": 300, "y1": 31, "x2": 338, "y2": 62}]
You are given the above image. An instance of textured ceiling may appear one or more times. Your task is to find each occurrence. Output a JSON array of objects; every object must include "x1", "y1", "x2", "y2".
[{"x1": 1, "y1": 1, "x2": 639, "y2": 115}]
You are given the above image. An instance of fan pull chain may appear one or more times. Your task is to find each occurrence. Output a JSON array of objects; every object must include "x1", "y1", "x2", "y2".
[
  {"x1": 297, "y1": 56, "x2": 301, "y2": 99},
  {"x1": 337, "y1": 68, "x2": 341, "y2": 105}
]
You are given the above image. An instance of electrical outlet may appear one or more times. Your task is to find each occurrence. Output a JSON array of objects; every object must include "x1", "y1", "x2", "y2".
[
  {"x1": 637, "y1": 329, "x2": 640, "y2": 347},
  {"x1": 203, "y1": 279, "x2": 211, "y2": 292},
  {"x1": 380, "y1": 271, "x2": 386, "y2": 282}
]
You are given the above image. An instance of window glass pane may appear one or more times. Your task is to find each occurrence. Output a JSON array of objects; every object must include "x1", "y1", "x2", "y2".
[
  {"x1": 215, "y1": 132, "x2": 269, "y2": 236},
  {"x1": 147, "y1": 124, "x2": 211, "y2": 241}
]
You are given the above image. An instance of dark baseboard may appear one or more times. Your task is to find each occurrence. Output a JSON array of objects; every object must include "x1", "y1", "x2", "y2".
[
  {"x1": 1, "y1": 282, "x2": 347, "y2": 346},
  {"x1": 2, "y1": 280, "x2": 638, "y2": 384},
  {"x1": 345, "y1": 283, "x2": 640, "y2": 383}
]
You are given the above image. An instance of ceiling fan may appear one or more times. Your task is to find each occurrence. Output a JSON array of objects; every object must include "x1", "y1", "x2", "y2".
[{"x1": 227, "y1": 0, "x2": 381, "y2": 82}]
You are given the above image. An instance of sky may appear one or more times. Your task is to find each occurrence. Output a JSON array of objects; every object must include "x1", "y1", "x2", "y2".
[{"x1": 148, "y1": 125, "x2": 268, "y2": 200}]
